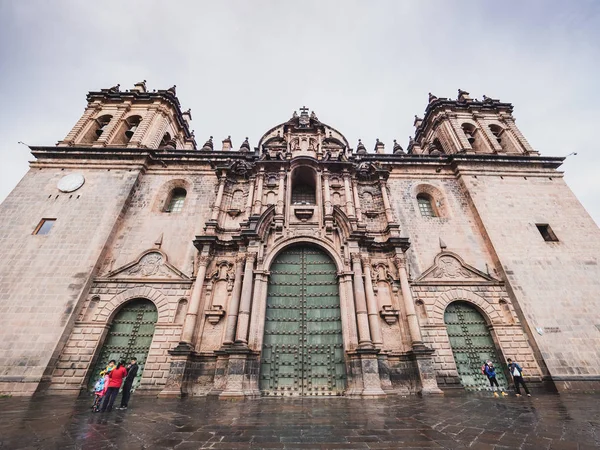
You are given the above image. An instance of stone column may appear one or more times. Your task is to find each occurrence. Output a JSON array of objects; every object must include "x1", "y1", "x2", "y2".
[
  {"x1": 394, "y1": 255, "x2": 423, "y2": 346},
  {"x1": 352, "y1": 179, "x2": 363, "y2": 221},
  {"x1": 245, "y1": 175, "x2": 256, "y2": 216},
  {"x1": 362, "y1": 256, "x2": 382, "y2": 347},
  {"x1": 222, "y1": 255, "x2": 245, "y2": 345},
  {"x1": 343, "y1": 170, "x2": 356, "y2": 218},
  {"x1": 379, "y1": 176, "x2": 395, "y2": 225},
  {"x1": 323, "y1": 169, "x2": 332, "y2": 216},
  {"x1": 235, "y1": 253, "x2": 257, "y2": 344},
  {"x1": 394, "y1": 254, "x2": 442, "y2": 395},
  {"x1": 211, "y1": 175, "x2": 227, "y2": 222},
  {"x1": 253, "y1": 169, "x2": 265, "y2": 215},
  {"x1": 180, "y1": 254, "x2": 211, "y2": 345},
  {"x1": 276, "y1": 168, "x2": 285, "y2": 216},
  {"x1": 351, "y1": 253, "x2": 372, "y2": 348}
]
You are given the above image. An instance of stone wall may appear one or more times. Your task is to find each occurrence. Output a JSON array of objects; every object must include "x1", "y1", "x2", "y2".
[
  {"x1": 413, "y1": 283, "x2": 541, "y2": 388},
  {"x1": 462, "y1": 168, "x2": 600, "y2": 390},
  {"x1": 48, "y1": 281, "x2": 191, "y2": 394},
  {"x1": 0, "y1": 166, "x2": 140, "y2": 395},
  {"x1": 387, "y1": 171, "x2": 494, "y2": 277},
  {"x1": 99, "y1": 168, "x2": 217, "y2": 277}
]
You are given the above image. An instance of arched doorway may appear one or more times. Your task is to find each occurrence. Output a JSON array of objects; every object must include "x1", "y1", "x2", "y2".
[
  {"x1": 260, "y1": 245, "x2": 346, "y2": 396},
  {"x1": 444, "y1": 301, "x2": 507, "y2": 391},
  {"x1": 87, "y1": 299, "x2": 158, "y2": 391}
]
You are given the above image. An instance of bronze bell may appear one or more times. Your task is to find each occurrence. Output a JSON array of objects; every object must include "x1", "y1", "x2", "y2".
[
  {"x1": 125, "y1": 125, "x2": 137, "y2": 139},
  {"x1": 95, "y1": 124, "x2": 106, "y2": 136}
]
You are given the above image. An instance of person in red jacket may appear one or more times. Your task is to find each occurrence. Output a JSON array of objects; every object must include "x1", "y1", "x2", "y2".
[{"x1": 100, "y1": 361, "x2": 128, "y2": 412}]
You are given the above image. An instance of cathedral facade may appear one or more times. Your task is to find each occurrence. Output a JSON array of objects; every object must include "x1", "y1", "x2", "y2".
[{"x1": 1, "y1": 83, "x2": 599, "y2": 398}]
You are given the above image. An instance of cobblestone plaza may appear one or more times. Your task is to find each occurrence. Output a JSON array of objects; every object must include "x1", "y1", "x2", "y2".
[{"x1": 1, "y1": 393, "x2": 599, "y2": 449}]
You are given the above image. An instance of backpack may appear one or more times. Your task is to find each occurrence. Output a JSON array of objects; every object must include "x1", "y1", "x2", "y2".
[{"x1": 481, "y1": 364, "x2": 487, "y2": 375}]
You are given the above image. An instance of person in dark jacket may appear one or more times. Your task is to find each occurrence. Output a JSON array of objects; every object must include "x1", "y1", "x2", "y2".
[
  {"x1": 484, "y1": 360, "x2": 507, "y2": 397},
  {"x1": 507, "y1": 358, "x2": 531, "y2": 397},
  {"x1": 117, "y1": 357, "x2": 138, "y2": 410}
]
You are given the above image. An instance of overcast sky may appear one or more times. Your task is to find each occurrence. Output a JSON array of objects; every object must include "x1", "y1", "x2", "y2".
[{"x1": 0, "y1": 0, "x2": 598, "y2": 224}]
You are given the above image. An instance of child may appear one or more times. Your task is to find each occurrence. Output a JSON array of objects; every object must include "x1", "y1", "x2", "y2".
[
  {"x1": 92, "y1": 361, "x2": 115, "y2": 413},
  {"x1": 91, "y1": 370, "x2": 107, "y2": 412},
  {"x1": 484, "y1": 360, "x2": 507, "y2": 397}
]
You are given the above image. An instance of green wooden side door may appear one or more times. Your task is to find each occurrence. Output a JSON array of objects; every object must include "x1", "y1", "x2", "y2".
[
  {"x1": 87, "y1": 299, "x2": 158, "y2": 391},
  {"x1": 444, "y1": 301, "x2": 508, "y2": 391},
  {"x1": 260, "y1": 245, "x2": 346, "y2": 396}
]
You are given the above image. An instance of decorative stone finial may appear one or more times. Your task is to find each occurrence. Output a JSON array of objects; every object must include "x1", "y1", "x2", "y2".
[
  {"x1": 439, "y1": 237, "x2": 447, "y2": 250},
  {"x1": 167, "y1": 85, "x2": 177, "y2": 95},
  {"x1": 240, "y1": 137, "x2": 251, "y2": 152},
  {"x1": 374, "y1": 139, "x2": 385, "y2": 154},
  {"x1": 222, "y1": 135, "x2": 232, "y2": 151},
  {"x1": 109, "y1": 84, "x2": 120, "y2": 92},
  {"x1": 356, "y1": 139, "x2": 367, "y2": 154},
  {"x1": 393, "y1": 139, "x2": 405, "y2": 155},
  {"x1": 414, "y1": 115, "x2": 423, "y2": 128},
  {"x1": 428, "y1": 92, "x2": 438, "y2": 103},
  {"x1": 201, "y1": 136, "x2": 214, "y2": 151}
]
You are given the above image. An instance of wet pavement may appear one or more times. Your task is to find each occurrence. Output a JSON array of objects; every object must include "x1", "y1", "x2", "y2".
[{"x1": 0, "y1": 393, "x2": 599, "y2": 449}]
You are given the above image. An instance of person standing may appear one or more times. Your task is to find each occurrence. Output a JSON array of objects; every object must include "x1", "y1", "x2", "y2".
[
  {"x1": 117, "y1": 357, "x2": 138, "y2": 410},
  {"x1": 484, "y1": 360, "x2": 507, "y2": 397},
  {"x1": 507, "y1": 358, "x2": 531, "y2": 397},
  {"x1": 100, "y1": 361, "x2": 127, "y2": 412}
]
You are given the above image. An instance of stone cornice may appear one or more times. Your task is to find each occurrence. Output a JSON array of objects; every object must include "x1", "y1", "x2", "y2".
[{"x1": 29, "y1": 146, "x2": 565, "y2": 171}]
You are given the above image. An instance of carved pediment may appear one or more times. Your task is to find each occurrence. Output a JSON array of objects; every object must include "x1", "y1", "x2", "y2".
[
  {"x1": 107, "y1": 250, "x2": 190, "y2": 280},
  {"x1": 416, "y1": 252, "x2": 497, "y2": 283}
]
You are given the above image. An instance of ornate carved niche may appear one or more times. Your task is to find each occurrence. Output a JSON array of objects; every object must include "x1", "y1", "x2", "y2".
[
  {"x1": 205, "y1": 260, "x2": 234, "y2": 324},
  {"x1": 373, "y1": 262, "x2": 400, "y2": 324}
]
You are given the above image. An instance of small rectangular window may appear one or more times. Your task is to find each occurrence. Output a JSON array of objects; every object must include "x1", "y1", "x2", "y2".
[
  {"x1": 34, "y1": 218, "x2": 56, "y2": 235},
  {"x1": 536, "y1": 224, "x2": 558, "y2": 242}
]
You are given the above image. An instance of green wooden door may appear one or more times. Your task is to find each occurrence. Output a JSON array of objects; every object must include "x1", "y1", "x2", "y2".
[
  {"x1": 445, "y1": 301, "x2": 507, "y2": 391},
  {"x1": 260, "y1": 245, "x2": 346, "y2": 396},
  {"x1": 87, "y1": 299, "x2": 158, "y2": 391}
]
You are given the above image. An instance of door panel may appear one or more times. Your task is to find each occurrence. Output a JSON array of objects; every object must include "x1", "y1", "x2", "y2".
[
  {"x1": 87, "y1": 299, "x2": 158, "y2": 391},
  {"x1": 444, "y1": 301, "x2": 507, "y2": 391},
  {"x1": 260, "y1": 246, "x2": 346, "y2": 396}
]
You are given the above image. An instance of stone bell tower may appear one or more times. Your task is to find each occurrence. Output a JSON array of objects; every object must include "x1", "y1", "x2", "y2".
[
  {"x1": 57, "y1": 81, "x2": 196, "y2": 150},
  {"x1": 409, "y1": 90, "x2": 538, "y2": 156}
]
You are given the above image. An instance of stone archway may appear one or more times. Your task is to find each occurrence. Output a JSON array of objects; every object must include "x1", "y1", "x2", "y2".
[
  {"x1": 87, "y1": 298, "x2": 158, "y2": 391},
  {"x1": 259, "y1": 244, "x2": 347, "y2": 396},
  {"x1": 444, "y1": 301, "x2": 508, "y2": 391}
]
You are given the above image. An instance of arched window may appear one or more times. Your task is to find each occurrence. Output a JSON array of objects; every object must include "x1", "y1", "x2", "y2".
[
  {"x1": 80, "y1": 115, "x2": 112, "y2": 144},
  {"x1": 428, "y1": 138, "x2": 445, "y2": 156},
  {"x1": 165, "y1": 188, "x2": 186, "y2": 213},
  {"x1": 461, "y1": 123, "x2": 476, "y2": 145},
  {"x1": 417, "y1": 193, "x2": 436, "y2": 217},
  {"x1": 291, "y1": 167, "x2": 316, "y2": 205},
  {"x1": 489, "y1": 124, "x2": 503, "y2": 144},
  {"x1": 113, "y1": 115, "x2": 142, "y2": 145},
  {"x1": 159, "y1": 132, "x2": 177, "y2": 149},
  {"x1": 292, "y1": 185, "x2": 315, "y2": 204}
]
